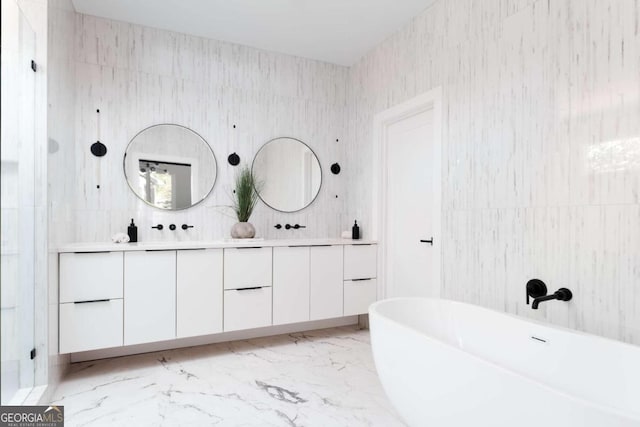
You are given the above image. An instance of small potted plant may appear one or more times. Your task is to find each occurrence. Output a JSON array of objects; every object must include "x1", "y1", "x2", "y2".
[{"x1": 230, "y1": 165, "x2": 260, "y2": 238}]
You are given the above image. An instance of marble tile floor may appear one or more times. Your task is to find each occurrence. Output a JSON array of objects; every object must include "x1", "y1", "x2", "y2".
[{"x1": 50, "y1": 326, "x2": 406, "y2": 426}]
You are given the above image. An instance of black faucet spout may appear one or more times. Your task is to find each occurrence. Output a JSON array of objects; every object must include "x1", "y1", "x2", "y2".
[
  {"x1": 532, "y1": 294, "x2": 557, "y2": 309},
  {"x1": 532, "y1": 288, "x2": 573, "y2": 309}
]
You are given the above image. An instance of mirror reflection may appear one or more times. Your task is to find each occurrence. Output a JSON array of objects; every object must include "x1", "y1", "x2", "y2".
[
  {"x1": 252, "y1": 137, "x2": 322, "y2": 212},
  {"x1": 124, "y1": 124, "x2": 217, "y2": 210}
]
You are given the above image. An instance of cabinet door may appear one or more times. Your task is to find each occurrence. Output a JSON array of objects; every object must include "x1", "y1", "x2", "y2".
[
  {"x1": 176, "y1": 249, "x2": 223, "y2": 338},
  {"x1": 59, "y1": 299, "x2": 123, "y2": 353},
  {"x1": 273, "y1": 246, "x2": 310, "y2": 325},
  {"x1": 344, "y1": 279, "x2": 377, "y2": 315},
  {"x1": 224, "y1": 247, "x2": 272, "y2": 289},
  {"x1": 224, "y1": 287, "x2": 272, "y2": 332},
  {"x1": 344, "y1": 244, "x2": 377, "y2": 280},
  {"x1": 310, "y1": 246, "x2": 344, "y2": 320},
  {"x1": 124, "y1": 251, "x2": 176, "y2": 345},
  {"x1": 60, "y1": 252, "x2": 123, "y2": 303}
]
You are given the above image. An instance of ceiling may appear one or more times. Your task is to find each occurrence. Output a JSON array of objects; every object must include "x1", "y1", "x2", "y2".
[{"x1": 71, "y1": 0, "x2": 436, "y2": 66}]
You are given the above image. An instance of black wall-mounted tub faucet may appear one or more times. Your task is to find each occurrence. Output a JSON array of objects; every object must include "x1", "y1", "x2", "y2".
[
  {"x1": 532, "y1": 288, "x2": 573, "y2": 309},
  {"x1": 526, "y1": 279, "x2": 572, "y2": 309}
]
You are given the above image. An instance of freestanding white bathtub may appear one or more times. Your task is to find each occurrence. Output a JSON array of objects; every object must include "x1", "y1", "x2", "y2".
[{"x1": 369, "y1": 298, "x2": 640, "y2": 427}]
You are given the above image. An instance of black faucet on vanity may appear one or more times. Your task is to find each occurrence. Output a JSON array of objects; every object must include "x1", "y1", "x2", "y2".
[
  {"x1": 285, "y1": 224, "x2": 306, "y2": 230},
  {"x1": 526, "y1": 279, "x2": 573, "y2": 309},
  {"x1": 274, "y1": 223, "x2": 307, "y2": 230}
]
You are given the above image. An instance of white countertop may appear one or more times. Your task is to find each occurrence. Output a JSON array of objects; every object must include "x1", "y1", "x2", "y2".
[{"x1": 58, "y1": 238, "x2": 377, "y2": 253}]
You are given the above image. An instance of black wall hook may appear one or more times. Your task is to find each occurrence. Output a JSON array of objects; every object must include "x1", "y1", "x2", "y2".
[
  {"x1": 228, "y1": 152, "x2": 240, "y2": 166},
  {"x1": 331, "y1": 163, "x2": 341, "y2": 175},
  {"x1": 90, "y1": 141, "x2": 107, "y2": 157}
]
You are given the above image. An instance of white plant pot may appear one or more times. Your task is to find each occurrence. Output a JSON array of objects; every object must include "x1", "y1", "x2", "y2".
[{"x1": 231, "y1": 222, "x2": 256, "y2": 238}]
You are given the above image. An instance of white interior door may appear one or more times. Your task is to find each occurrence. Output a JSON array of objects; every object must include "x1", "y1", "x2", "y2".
[{"x1": 386, "y1": 109, "x2": 440, "y2": 298}]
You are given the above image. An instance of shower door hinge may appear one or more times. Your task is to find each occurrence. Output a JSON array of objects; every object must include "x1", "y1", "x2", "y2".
[
  {"x1": 30, "y1": 60, "x2": 37, "y2": 72},
  {"x1": 30, "y1": 348, "x2": 36, "y2": 360}
]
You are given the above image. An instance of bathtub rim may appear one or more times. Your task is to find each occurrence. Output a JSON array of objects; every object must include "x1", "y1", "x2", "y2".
[{"x1": 369, "y1": 297, "x2": 640, "y2": 423}]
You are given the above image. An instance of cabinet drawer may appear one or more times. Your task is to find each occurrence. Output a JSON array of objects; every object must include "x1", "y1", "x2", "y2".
[
  {"x1": 344, "y1": 245, "x2": 377, "y2": 280},
  {"x1": 224, "y1": 287, "x2": 272, "y2": 332},
  {"x1": 59, "y1": 299, "x2": 123, "y2": 353},
  {"x1": 60, "y1": 252, "x2": 123, "y2": 303},
  {"x1": 224, "y1": 247, "x2": 272, "y2": 290},
  {"x1": 344, "y1": 279, "x2": 377, "y2": 316}
]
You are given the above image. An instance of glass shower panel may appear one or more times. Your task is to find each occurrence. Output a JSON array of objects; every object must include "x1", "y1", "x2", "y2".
[{"x1": 0, "y1": 2, "x2": 36, "y2": 404}]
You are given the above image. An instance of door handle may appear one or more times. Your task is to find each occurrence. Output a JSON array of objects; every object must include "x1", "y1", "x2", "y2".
[{"x1": 420, "y1": 237, "x2": 434, "y2": 246}]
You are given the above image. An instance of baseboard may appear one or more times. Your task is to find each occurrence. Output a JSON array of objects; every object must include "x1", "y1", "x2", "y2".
[{"x1": 70, "y1": 316, "x2": 359, "y2": 363}]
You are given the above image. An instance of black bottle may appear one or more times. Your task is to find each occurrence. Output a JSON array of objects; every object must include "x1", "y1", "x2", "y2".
[
  {"x1": 128, "y1": 219, "x2": 138, "y2": 243},
  {"x1": 352, "y1": 220, "x2": 360, "y2": 240}
]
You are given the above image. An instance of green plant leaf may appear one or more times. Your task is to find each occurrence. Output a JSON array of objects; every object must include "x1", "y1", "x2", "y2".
[{"x1": 232, "y1": 165, "x2": 261, "y2": 222}]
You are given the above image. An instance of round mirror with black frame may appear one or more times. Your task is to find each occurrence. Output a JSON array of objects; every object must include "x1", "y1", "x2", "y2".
[
  {"x1": 252, "y1": 137, "x2": 322, "y2": 212},
  {"x1": 123, "y1": 124, "x2": 217, "y2": 210}
]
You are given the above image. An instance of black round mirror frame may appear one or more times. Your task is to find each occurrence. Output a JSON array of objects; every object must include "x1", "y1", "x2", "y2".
[
  {"x1": 251, "y1": 137, "x2": 323, "y2": 213},
  {"x1": 123, "y1": 123, "x2": 218, "y2": 211}
]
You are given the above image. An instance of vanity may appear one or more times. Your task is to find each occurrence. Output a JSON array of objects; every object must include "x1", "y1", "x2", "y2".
[
  {"x1": 59, "y1": 124, "x2": 373, "y2": 359},
  {"x1": 58, "y1": 239, "x2": 377, "y2": 355}
]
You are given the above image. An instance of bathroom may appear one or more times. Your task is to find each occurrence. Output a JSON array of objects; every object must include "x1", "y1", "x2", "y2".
[{"x1": 1, "y1": 0, "x2": 638, "y2": 425}]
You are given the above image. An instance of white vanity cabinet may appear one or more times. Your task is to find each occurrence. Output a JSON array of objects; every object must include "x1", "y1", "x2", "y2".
[
  {"x1": 310, "y1": 245, "x2": 344, "y2": 320},
  {"x1": 176, "y1": 249, "x2": 223, "y2": 338},
  {"x1": 59, "y1": 252, "x2": 124, "y2": 353},
  {"x1": 224, "y1": 247, "x2": 272, "y2": 289},
  {"x1": 224, "y1": 287, "x2": 273, "y2": 331},
  {"x1": 59, "y1": 300, "x2": 123, "y2": 354},
  {"x1": 223, "y1": 247, "x2": 273, "y2": 331},
  {"x1": 273, "y1": 246, "x2": 310, "y2": 325},
  {"x1": 58, "y1": 240, "x2": 377, "y2": 355},
  {"x1": 344, "y1": 244, "x2": 377, "y2": 281},
  {"x1": 124, "y1": 251, "x2": 176, "y2": 345},
  {"x1": 343, "y1": 244, "x2": 378, "y2": 315},
  {"x1": 59, "y1": 252, "x2": 123, "y2": 303}
]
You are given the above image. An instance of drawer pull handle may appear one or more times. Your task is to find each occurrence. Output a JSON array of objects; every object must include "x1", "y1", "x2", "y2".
[
  {"x1": 74, "y1": 299, "x2": 110, "y2": 304},
  {"x1": 236, "y1": 286, "x2": 263, "y2": 291},
  {"x1": 236, "y1": 247, "x2": 263, "y2": 250},
  {"x1": 351, "y1": 278, "x2": 372, "y2": 282},
  {"x1": 73, "y1": 251, "x2": 111, "y2": 254}
]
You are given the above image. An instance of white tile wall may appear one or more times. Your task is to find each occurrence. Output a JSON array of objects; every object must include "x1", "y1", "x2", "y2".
[
  {"x1": 71, "y1": 14, "x2": 351, "y2": 243},
  {"x1": 348, "y1": 0, "x2": 640, "y2": 345}
]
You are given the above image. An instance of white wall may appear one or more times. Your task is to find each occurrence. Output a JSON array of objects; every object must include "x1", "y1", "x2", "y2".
[
  {"x1": 348, "y1": 0, "x2": 640, "y2": 345},
  {"x1": 71, "y1": 14, "x2": 351, "y2": 242}
]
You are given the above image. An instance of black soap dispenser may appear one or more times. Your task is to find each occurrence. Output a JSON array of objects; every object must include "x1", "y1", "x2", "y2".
[
  {"x1": 352, "y1": 220, "x2": 360, "y2": 240},
  {"x1": 128, "y1": 219, "x2": 138, "y2": 243}
]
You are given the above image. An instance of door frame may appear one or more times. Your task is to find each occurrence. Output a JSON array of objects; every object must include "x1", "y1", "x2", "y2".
[{"x1": 372, "y1": 88, "x2": 442, "y2": 299}]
